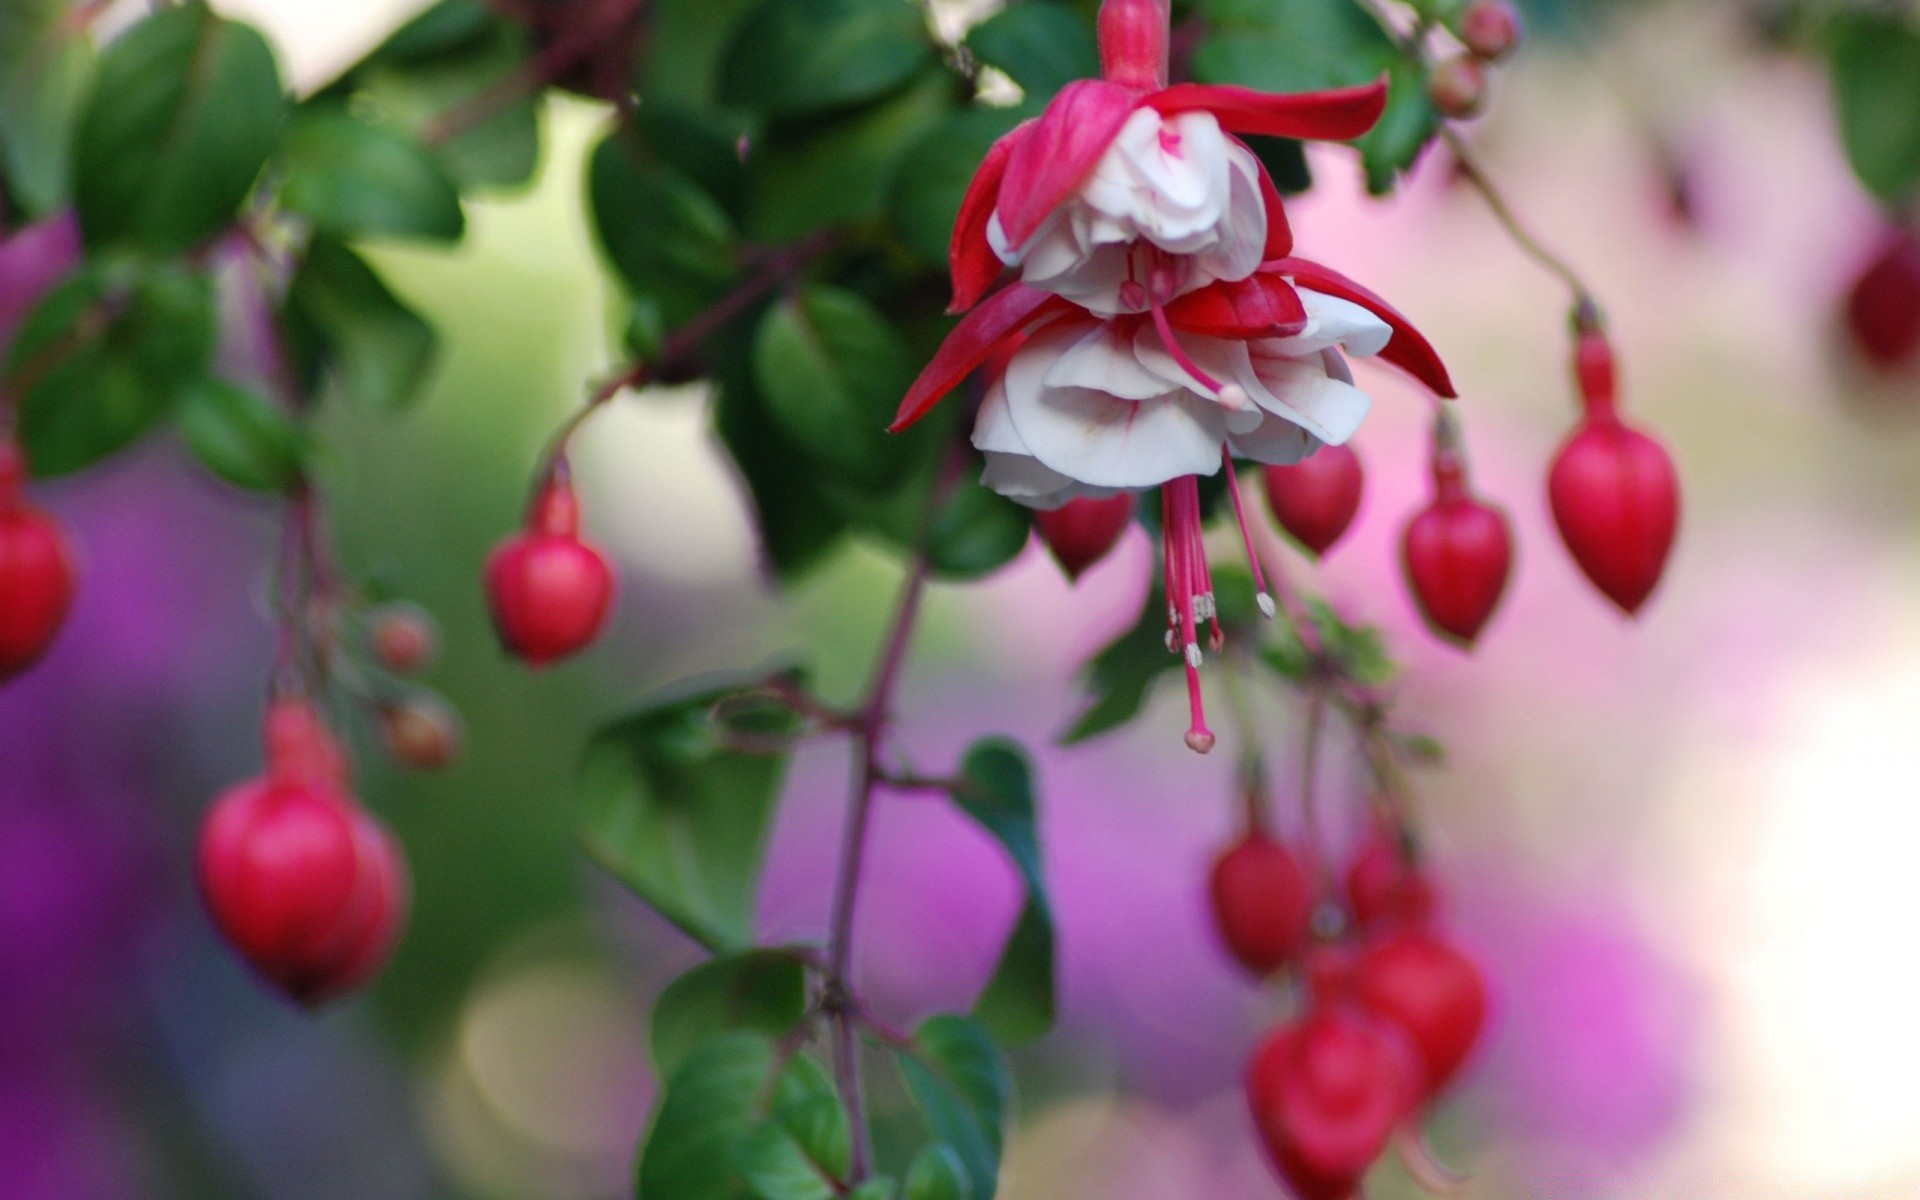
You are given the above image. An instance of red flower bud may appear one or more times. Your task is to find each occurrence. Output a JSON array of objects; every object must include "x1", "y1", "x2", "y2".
[
  {"x1": 263, "y1": 697, "x2": 353, "y2": 791},
  {"x1": 1098, "y1": 0, "x2": 1170, "y2": 90},
  {"x1": 1210, "y1": 830, "x2": 1312, "y2": 977},
  {"x1": 1355, "y1": 928, "x2": 1488, "y2": 1096},
  {"x1": 1459, "y1": 0, "x2": 1523, "y2": 61},
  {"x1": 198, "y1": 715, "x2": 408, "y2": 1006},
  {"x1": 1345, "y1": 831, "x2": 1437, "y2": 930},
  {"x1": 0, "y1": 442, "x2": 76, "y2": 683},
  {"x1": 1246, "y1": 992, "x2": 1425, "y2": 1200},
  {"x1": 485, "y1": 474, "x2": 615, "y2": 666},
  {"x1": 1401, "y1": 432, "x2": 1512, "y2": 647},
  {"x1": 1427, "y1": 56, "x2": 1488, "y2": 121},
  {"x1": 1033, "y1": 494, "x2": 1134, "y2": 580},
  {"x1": 1263, "y1": 443, "x2": 1363, "y2": 558},
  {"x1": 1548, "y1": 414, "x2": 1679, "y2": 615},
  {"x1": 368, "y1": 604, "x2": 438, "y2": 675},
  {"x1": 1845, "y1": 229, "x2": 1920, "y2": 373},
  {"x1": 379, "y1": 695, "x2": 462, "y2": 771}
]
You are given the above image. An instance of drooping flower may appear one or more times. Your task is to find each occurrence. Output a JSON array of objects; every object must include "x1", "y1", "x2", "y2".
[{"x1": 892, "y1": 0, "x2": 1456, "y2": 751}]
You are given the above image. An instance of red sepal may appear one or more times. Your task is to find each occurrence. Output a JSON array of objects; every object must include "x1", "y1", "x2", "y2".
[
  {"x1": 949, "y1": 120, "x2": 1032, "y2": 313},
  {"x1": 1164, "y1": 273, "x2": 1309, "y2": 338},
  {"x1": 889, "y1": 286, "x2": 1076, "y2": 432},
  {"x1": 1147, "y1": 78, "x2": 1389, "y2": 142},
  {"x1": 1253, "y1": 143, "x2": 1295, "y2": 260},
  {"x1": 996, "y1": 80, "x2": 1141, "y2": 250},
  {"x1": 1270, "y1": 257, "x2": 1457, "y2": 397}
]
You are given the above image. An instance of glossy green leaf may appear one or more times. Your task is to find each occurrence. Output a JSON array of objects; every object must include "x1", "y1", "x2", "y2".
[
  {"x1": 895, "y1": 1016, "x2": 1009, "y2": 1200},
  {"x1": 177, "y1": 379, "x2": 305, "y2": 492},
  {"x1": 351, "y1": 16, "x2": 539, "y2": 190},
  {"x1": 637, "y1": 0, "x2": 765, "y2": 107},
  {"x1": 285, "y1": 238, "x2": 438, "y2": 412},
  {"x1": 713, "y1": 342, "x2": 852, "y2": 582},
  {"x1": 926, "y1": 482, "x2": 1030, "y2": 583},
  {"x1": 651, "y1": 950, "x2": 809, "y2": 1079},
  {"x1": 72, "y1": 5, "x2": 287, "y2": 253},
  {"x1": 279, "y1": 110, "x2": 465, "y2": 242},
  {"x1": 719, "y1": 0, "x2": 934, "y2": 120},
  {"x1": 590, "y1": 131, "x2": 738, "y2": 324},
  {"x1": 5, "y1": 262, "x2": 214, "y2": 475},
  {"x1": 638, "y1": 1033, "x2": 779, "y2": 1200},
  {"x1": 577, "y1": 675, "x2": 793, "y2": 950},
  {"x1": 903, "y1": 1145, "x2": 972, "y2": 1200},
  {"x1": 738, "y1": 1055, "x2": 852, "y2": 1200},
  {"x1": 848, "y1": 1180, "x2": 898, "y2": 1200},
  {"x1": 953, "y1": 739, "x2": 1053, "y2": 1045},
  {"x1": 966, "y1": 3, "x2": 1099, "y2": 101},
  {"x1": 889, "y1": 105, "x2": 1029, "y2": 266},
  {"x1": 1829, "y1": 10, "x2": 1920, "y2": 205},
  {"x1": 1061, "y1": 587, "x2": 1177, "y2": 743},
  {"x1": 753, "y1": 284, "x2": 916, "y2": 485},
  {"x1": 745, "y1": 70, "x2": 954, "y2": 242},
  {"x1": 374, "y1": 0, "x2": 494, "y2": 62},
  {"x1": 0, "y1": 0, "x2": 91, "y2": 216}
]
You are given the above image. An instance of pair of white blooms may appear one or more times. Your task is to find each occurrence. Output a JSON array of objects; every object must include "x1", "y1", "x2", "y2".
[{"x1": 973, "y1": 108, "x2": 1389, "y2": 509}]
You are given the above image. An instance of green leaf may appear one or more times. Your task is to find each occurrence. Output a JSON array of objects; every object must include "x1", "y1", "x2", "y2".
[
  {"x1": 589, "y1": 130, "x2": 738, "y2": 324},
  {"x1": 284, "y1": 237, "x2": 438, "y2": 412},
  {"x1": 753, "y1": 284, "x2": 916, "y2": 486},
  {"x1": 926, "y1": 482, "x2": 1030, "y2": 583},
  {"x1": 177, "y1": 378, "x2": 305, "y2": 492},
  {"x1": 895, "y1": 1016, "x2": 1009, "y2": 1200},
  {"x1": 72, "y1": 5, "x2": 287, "y2": 253},
  {"x1": 966, "y1": 3, "x2": 1099, "y2": 101},
  {"x1": 848, "y1": 1181, "x2": 898, "y2": 1200},
  {"x1": 652, "y1": 950, "x2": 809, "y2": 1079},
  {"x1": 738, "y1": 1055, "x2": 853, "y2": 1200},
  {"x1": 637, "y1": 0, "x2": 766, "y2": 108},
  {"x1": 1829, "y1": 10, "x2": 1920, "y2": 205},
  {"x1": 1061, "y1": 587, "x2": 1177, "y2": 743},
  {"x1": 720, "y1": 0, "x2": 934, "y2": 120},
  {"x1": 713, "y1": 342, "x2": 852, "y2": 582},
  {"x1": 638, "y1": 1033, "x2": 779, "y2": 1200},
  {"x1": 577, "y1": 675, "x2": 793, "y2": 950},
  {"x1": 374, "y1": 0, "x2": 494, "y2": 62},
  {"x1": 1191, "y1": 0, "x2": 1434, "y2": 194},
  {"x1": 745, "y1": 69, "x2": 954, "y2": 243},
  {"x1": 904, "y1": 1145, "x2": 972, "y2": 1200},
  {"x1": 279, "y1": 110, "x2": 465, "y2": 242},
  {"x1": 350, "y1": 15, "x2": 540, "y2": 190},
  {"x1": 6, "y1": 262, "x2": 214, "y2": 475},
  {"x1": 0, "y1": 0, "x2": 92, "y2": 216},
  {"x1": 953, "y1": 739, "x2": 1053, "y2": 1046},
  {"x1": 889, "y1": 105, "x2": 1030, "y2": 266}
]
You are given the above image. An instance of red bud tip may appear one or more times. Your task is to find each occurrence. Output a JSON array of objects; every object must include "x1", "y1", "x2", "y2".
[
  {"x1": 1098, "y1": 0, "x2": 1170, "y2": 90},
  {"x1": 1574, "y1": 328, "x2": 1618, "y2": 415},
  {"x1": 0, "y1": 492, "x2": 77, "y2": 683},
  {"x1": 1402, "y1": 446, "x2": 1513, "y2": 648},
  {"x1": 1459, "y1": 0, "x2": 1523, "y2": 61},
  {"x1": 1427, "y1": 56, "x2": 1488, "y2": 121},
  {"x1": 1034, "y1": 493, "x2": 1134, "y2": 580},
  {"x1": 1548, "y1": 416, "x2": 1679, "y2": 615},
  {"x1": 1210, "y1": 831, "x2": 1312, "y2": 976},
  {"x1": 1355, "y1": 929, "x2": 1488, "y2": 1096},
  {"x1": 369, "y1": 605, "x2": 438, "y2": 675},
  {"x1": 485, "y1": 519, "x2": 616, "y2": 667},
  {"x1": 0, "y1": 439, "x2": 24, "y2": 504},
  {"x1": 380, "y1": 697, "x2": 462, "y2": 771},
  {"x1": 1263, "y1": 444, "x2": 1364, "y2": 557},
  {"x1": 529, "y1": 473, "x2": 583, "y2": 538}
]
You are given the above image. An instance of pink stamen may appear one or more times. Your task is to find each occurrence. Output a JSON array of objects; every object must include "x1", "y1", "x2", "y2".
[
  {"x1": 1161, "y1": 478, "x2": 1214, "y2": 754},
  {"x1": 1150, "y1": 299, "x2": 1230, "y2": 397},
  {"x1": 1221, "y1": 450, "x2": 1276, "y2": 618}
]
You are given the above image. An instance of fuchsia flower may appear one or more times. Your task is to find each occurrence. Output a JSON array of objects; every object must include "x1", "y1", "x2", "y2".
[{"x1": 892, "y1": 0, "x2": 1457, "y2": 752}]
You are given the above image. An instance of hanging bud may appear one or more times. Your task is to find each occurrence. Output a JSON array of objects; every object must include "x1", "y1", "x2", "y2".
[
  {"x1": 1263, "y1": 443, "x2": 1364, "y2": 558},
  {"x1": 1458, "y1": 0, "x2": 1523, "y2": 61},
  {"x1": 1097, "y1": 0, "x2": 1170, "y2": 90},
  {"x1": 1427, "y1": 55, "x2": 1488, "y2": 121},
  {"x1": 1346, "y1": 827, "x2": 1437, "y2": 930},
  {"x1": 379, "y1": 694, "x2": 463, "y2": 771},
  {"x1": 368, "y1": 604, "x2": 438, "y2": 675},
  {"x1": 1355, "y1": 928, "x2": 1488, "y2": 1097},
  {"x1": 485, "y1": 468, "x2": 616, "y2": 667},
  {"x1": 1844, "y1": 228, "x2": 1920, "y2": 373},
  {"x1": 0, "y1": 440, "x2": 77, "y2": 684},
  {"x1": 1401, "y1": 413, "x2": 1513, "y2": 647},
  {"x1": 1246, "y1": 953, "x2": 1425, "y2": 1200},
  {"x1": 1549, "y1": 328, "x2": 1680, "y2": 615},
  {"x1": 198, "y1": 709, "x2": 408, "y2": 1005},
  {"x1": 1034, "y1": 494, "x2": 1134, "y2": 580},
  {"x1": 1210, "y1": 830, "x2": 1312, "y2": 977}
]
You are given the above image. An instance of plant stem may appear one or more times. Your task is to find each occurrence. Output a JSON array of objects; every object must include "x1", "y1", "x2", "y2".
[
  {"x1": 824, "y1": 550, "x2": 932, "y2": 1180},
  {"x1": 1439, "y1": 127, "x2": 1598, "y2": 317}
]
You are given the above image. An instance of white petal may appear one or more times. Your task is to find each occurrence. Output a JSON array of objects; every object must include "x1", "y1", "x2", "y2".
[
  {"x1": 1262, "y1": 287, "x2": 1393, "y2": 359},
  {"x1": 972, "y1": 381, "x2": 1031, "y2": 455},
  {"x1": 1131, "y1": 326, "x2": 1264, "y2": 432},
  {"x1": 1006, "y1": 380, "x2": 1227, "y2": 489},
  {"x1": 1228, "y1": 413, "x2": 1321, "y2": 465},
  {"x1": 1243, "y1": 348, "x2": 1375, "y2": 445},
  {"x1": 980, "y1": 451, "x2": 1080, "y2": 503},
  {"x1": 1041, "y1": 321, "x2": 1169, "y2": 399}
]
